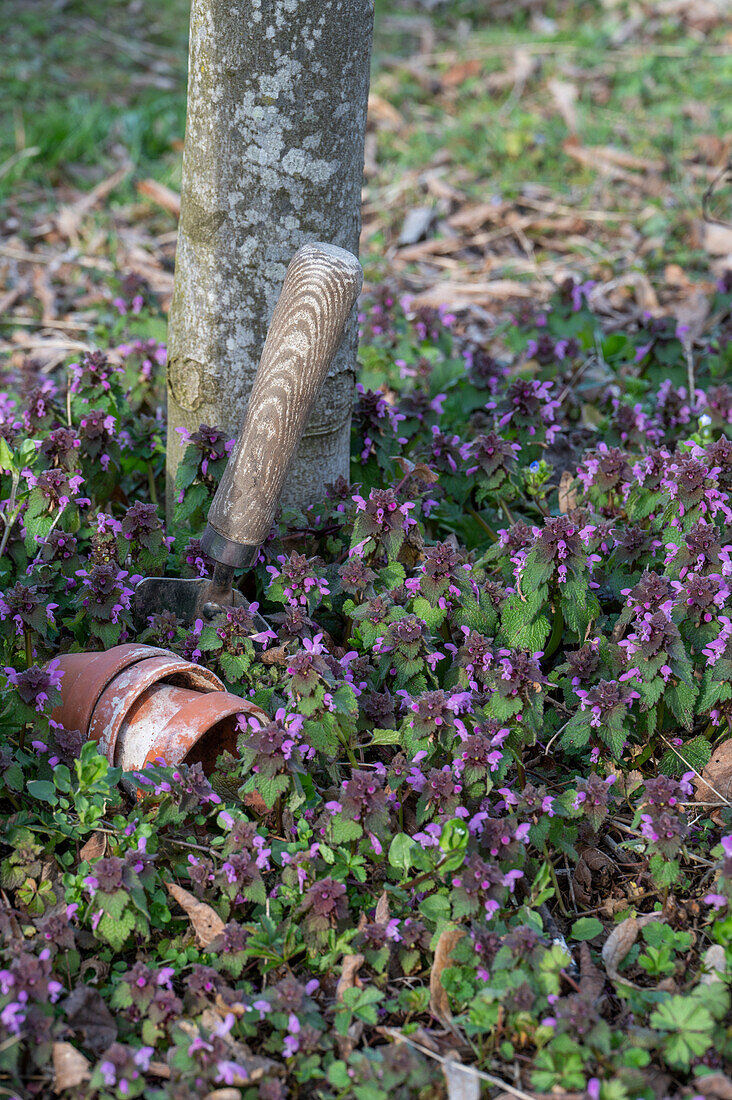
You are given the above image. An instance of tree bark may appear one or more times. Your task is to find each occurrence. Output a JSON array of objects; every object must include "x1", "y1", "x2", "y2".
[{"x1": 166, "y1": 0, "x2": 374, "y2": 517}]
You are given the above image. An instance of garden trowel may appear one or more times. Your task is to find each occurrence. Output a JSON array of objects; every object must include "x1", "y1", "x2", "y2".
[{"x1": 133, "y1": 242, "x2": 363, "y2": 634}]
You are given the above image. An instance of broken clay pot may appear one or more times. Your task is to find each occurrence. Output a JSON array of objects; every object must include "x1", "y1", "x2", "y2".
[{"x1": 50, "y1": 643, "x2": 266, "y2": 774}]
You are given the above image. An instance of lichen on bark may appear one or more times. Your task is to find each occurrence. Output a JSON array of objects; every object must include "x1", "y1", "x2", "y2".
[{"x1": 166, "y1": 0, "x2": 374, "y2": 517}]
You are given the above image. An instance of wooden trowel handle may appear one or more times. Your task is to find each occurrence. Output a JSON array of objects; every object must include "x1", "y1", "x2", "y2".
[{"x1": 201, "y1": 243, "x2": 363, "y2": 567}]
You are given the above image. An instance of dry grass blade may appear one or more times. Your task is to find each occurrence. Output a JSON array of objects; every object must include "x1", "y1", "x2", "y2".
[{"x1": 166, "y1": 882, "x2": 225, "y2": 948}]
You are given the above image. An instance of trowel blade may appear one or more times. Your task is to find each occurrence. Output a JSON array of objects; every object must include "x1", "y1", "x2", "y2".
[{"x1": 133, "y1": 576, "x2": 271, "y2": 637}]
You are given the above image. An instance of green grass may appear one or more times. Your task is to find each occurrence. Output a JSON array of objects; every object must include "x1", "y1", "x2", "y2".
[{"x1": 2, "y1": 0, "x2": 732, "y2": 283}]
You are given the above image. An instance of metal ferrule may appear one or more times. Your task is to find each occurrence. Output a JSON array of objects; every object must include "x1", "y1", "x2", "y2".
[{"x1": 201, "y1": 524, "x2": 260, "y2": 569}]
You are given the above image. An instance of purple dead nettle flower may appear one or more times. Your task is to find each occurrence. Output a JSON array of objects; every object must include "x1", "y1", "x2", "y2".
[
  {"x1": 655, "y1": 380, "x2": 704, "y2": 429},
  {"x1": 427, "y1": 425, "x2": 470, "y2": 475},
  {"x1": 610, "y1": 398, "x2": 656, "y2": 446},
  {"x1": 618, "y1": 612, "x2": 681, "y2": 675},
  {"x1": 621, "y1": 571, "x2": 674, "y2": 616},
  {"x1": 351, "y1": 487, "x2": 415, "y2": 550},
  {"x1": 564, "y1": 639, "x2": 600, "y2": 686},
  {"x1": 577, "y1": 442, "x2": 633, "y2": 495},
  {"x1": 4, "y1": 660, "x2": 63, "y2": 712},
  {"x1": 639, "y1": 773, "x2": 693, "y2": 859},
  {"x1": 671, "y1": 572, "x2": 730, "y2": 622},
  {"x1": 465, "y1": 431, "x2": 520, "y2": 483},
  {"x1": 266, "y1": 551, "x2": 330, "y2": 606},
  {"x1": 75, "y1": 562, "x2": 140, "y2": 623},
  {"x1": 575, "y1": 672, "x2": 641, "y2": 727},
  {"x1": 25, "y1": 467, "x2": 88, "y2": 510},
  {"x1": 662, "y1": 453, "x2": 732, "y2": 521},
  {"x1": 702, "y1": 615, "x2": 732, "y2": 666},
  {"x1": 0, "y1": 581, "x2": 58, "y2": 635},
  {"x1": 494, "y1": 378, "x2": 562, "y2": 442},
  {"x1": 525, "y1": 331, "x2": 578, "y2": 365},
  {"x1": 238, "y1": 707, "x2": 307, "y2": 765},
  {"x1": 78, "y1": 408, "x2": 117, "y2": 469},
  {"x1": 353, "y1": 384, "x2": 406, "y2": 460}
]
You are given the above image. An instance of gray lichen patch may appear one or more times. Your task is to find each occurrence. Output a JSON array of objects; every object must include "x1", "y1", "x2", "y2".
[{"x1": 166, "y1": 0, "x2": 374, "y2": 517}]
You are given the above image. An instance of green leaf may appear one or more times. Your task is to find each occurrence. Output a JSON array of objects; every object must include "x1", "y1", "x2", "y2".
[
  {"x1": 659, "y1": 736, "x2": 711, "y2": 778},
  {"x1": 665, "y1": 680, "x2": 698, "y2": 731},
  {"x1": 26, "y1": 780, "x2": 58, "y2": 805},
  {"x1": 500, "y1": 589, "x2": 550, "y2": 651},
  {"x1": 97, "y1": 908, "x2": 136, "y2": 951},
  {"x1": 411, "y1": 595, "x2": 446, "y2": 633},
  {"x1": 388, "y1": 834, "x2": 416, "y2": 875},
  {"x1": 570, "y1": 917, "x2": 604, "y2": 941},
  {"x1": 650, "y1": 996, "x2": 714, "y2": 1068}
]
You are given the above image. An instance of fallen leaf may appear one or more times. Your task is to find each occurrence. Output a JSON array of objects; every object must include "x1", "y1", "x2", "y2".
[
  {"x1": 694, "y1": 739, "x2": 732, "y2": 807},
  {"x1": 374, "y1": 890, "x2": 390, "y2": 925},
  {"x1": 700, "y1": 944, "x2": 727, "y2": 985},
  {"x1": 79, "y1": 833, "x2": 107, "y2": 863},
  {"x1": 430, "y1": 926, "x2": 465, "y2": 1023},
  {"x1": 336, "y1": 953, "x2": 364, "y2": 1002},
  {"x1": 399, "y1": 207, "x2": 437, "y2": 246},
  {"x1": 441, "y1": 58, "x2": 482, "y2": 88},
  {"x1": 205, "y1": 1092, "x2": 242, "y2": 1100},
  {"x1": 166, "y1": 882, "x2": 225, "y2": 948},
  {"x1": 442, "y1": 1052, "x2": 481, "y2": 1100},
  {"x1": 53, "y1": 1042, "x2": 90, "y2": 1092},
  {"x1": 558, "y1": 470, "x2": 577, "y2": 513},
  {"x1": 702, "y1": 222, "x2": 732, "y2": 257},
  {"x1": 602, "y1": 914, "x2": 661, "y2": 985},
  {"x1": 63, "y1": 985, "x2": 117, "y2": 1054},
  {"x1": 137, "y1": 179, "x2": 181, "y2": 218},
  {"x1": 549, "y1": 79, "x2": 579, "y2": 133},
  {"x1": 367, "y1": 93, "x2": 404, "y2": 130},
  {"x1": 694, "y1": 1073, "x2": 732, "y2": 1099}
]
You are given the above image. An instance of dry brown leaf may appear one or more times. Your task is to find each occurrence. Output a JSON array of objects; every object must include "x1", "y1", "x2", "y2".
[
  {"x1": 442, "y1": 1052, "x2": 481, "y2": 1100},
  {"x1": 53, "y1": 1042, "x2": 90, "y2": 1092},
  {"x1": 79, "y1": 832, "x2": 107, "y2": 863},
  {"x1": 336, "y1": 953, "x2": 365, "y2": 1002},
  {"x1": 558, "y1": 470, "x2": 577, "y2": 513},
  {"x1": 137, "y1": 179, "x2": 181, "y2": 218},
  {"x1": 367, "y1": 93, "x2": 404, "y2": 130},
  {"x1": 205, "y1": 1091, "x2": 242, "y2": 1100},
  {"x1": 694, "y1": 739, "x2": 732, "y2": 807},
  {"x1": 548, "y1": 79, "x2": 579, "y2": 133},
  {"x1": 166, "y1": 882, "x2": 225, "y2": 948},
  {"x1": 430, "y1": 926, "x2": 465, "y2": 1023},
  {"x1": 602, "y1": 914, "x2": 661, "y2": 985},
  {"x1": 694, "y1": 1073, "x2": 732, "y2": 1099},
  {"x1": 374, "y1": 890, "x2": 390, "y2": 925},
  {"x1": 441, "y1": 58, "x2": 482, "y2": 88},
  {"x1": 602, "y1": 916, "x2": 638, "y2": 980}
]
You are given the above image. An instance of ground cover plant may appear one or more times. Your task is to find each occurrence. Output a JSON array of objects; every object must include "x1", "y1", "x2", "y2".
[
  {"x1": 2, "y1": 0, "x2": 732, "y2": 1096},
  {"x1": 0, "y1": 265, "x2": 732, "y2": 1097}
]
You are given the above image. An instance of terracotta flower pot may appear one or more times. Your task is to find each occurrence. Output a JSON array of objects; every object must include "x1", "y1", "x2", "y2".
[{"x1": 50, "y1": 643, "x2": 266, "y2": 774}]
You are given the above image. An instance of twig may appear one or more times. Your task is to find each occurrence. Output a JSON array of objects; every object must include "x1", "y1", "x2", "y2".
[{"x1": 379, "y1": 1027, "x2": 540, "y2": 1100}]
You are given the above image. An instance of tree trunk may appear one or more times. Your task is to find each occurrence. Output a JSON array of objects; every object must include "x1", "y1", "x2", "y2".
[{"x1": 166, "y1": 0, "x2": 374, "y2": 518}]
